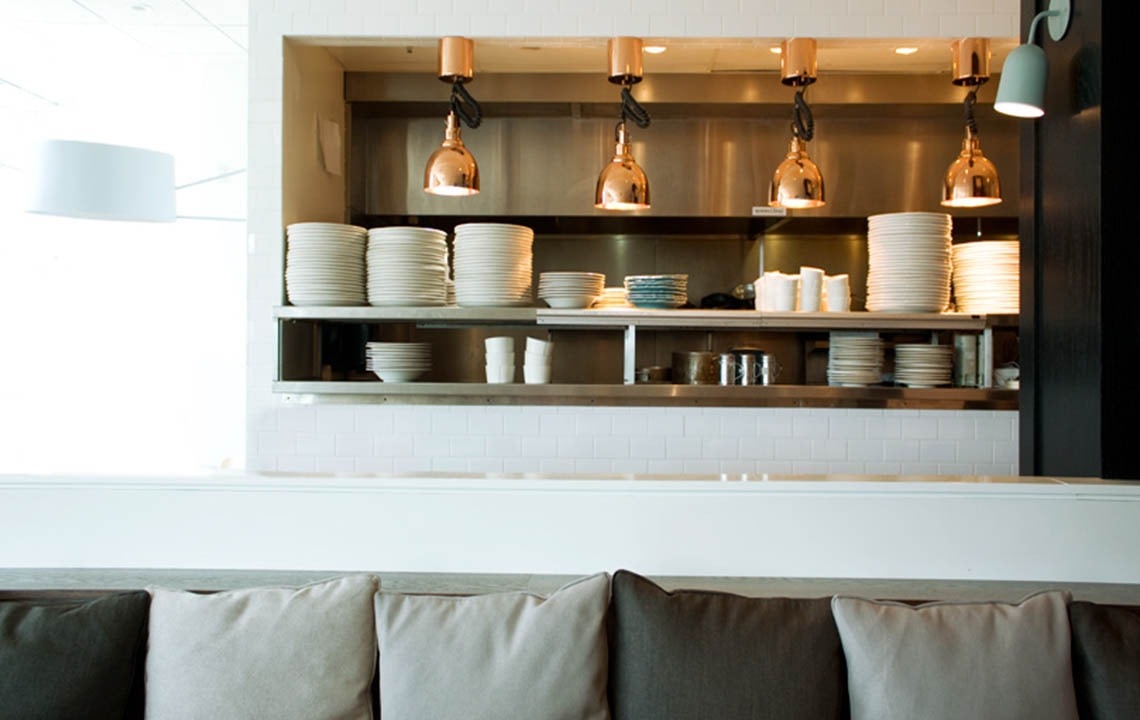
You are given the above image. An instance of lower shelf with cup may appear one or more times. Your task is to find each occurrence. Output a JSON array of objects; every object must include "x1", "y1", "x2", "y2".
[{"x1": 274, "y1": 309, "x2": 1018, "y2": 409}]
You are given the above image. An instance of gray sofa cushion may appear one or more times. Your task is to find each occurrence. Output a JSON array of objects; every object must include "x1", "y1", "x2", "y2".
[
  {"x1": 832, "y1": 590, "x2": 1078, "y2": 720},
  {"x1": 0, "y1": 591, "x2": 149, "y2": 720},
  {"x1": 375, "y1": 572, "x2": 611, "y2": 720},
  {"x1": 145, "y1": 574, "x2": 379, "y2": 720},
  {"x1": 1070, "y1": 601, "x2": 1140, "y2": 720},
  {"x1": 608, "y1": 569, "x2": 847, "y2": 720}
]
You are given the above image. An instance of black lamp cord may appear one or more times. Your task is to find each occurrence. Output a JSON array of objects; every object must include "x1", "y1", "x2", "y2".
[
  {"x1": 791, "y1": 89, "x2": 815, "y2": 142},
  {"x1": 450, "y1": 80, "x2": 482, "y2": 129},
  {"x1": 963, "y1": 89, "x2": 979, "y2": 165},
  {"x1": 619, "y1": 85, "x2": 651, "y2": 129}
]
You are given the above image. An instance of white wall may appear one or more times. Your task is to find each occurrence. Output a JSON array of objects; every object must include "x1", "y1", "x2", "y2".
[{"x1": 247, "y1": 0, "x2": 1021, "y2": 474}]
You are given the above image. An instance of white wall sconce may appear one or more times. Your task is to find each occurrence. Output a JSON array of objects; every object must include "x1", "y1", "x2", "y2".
[{"x1": 994, "y1": 0, "x2": 1073, "y2": 118}]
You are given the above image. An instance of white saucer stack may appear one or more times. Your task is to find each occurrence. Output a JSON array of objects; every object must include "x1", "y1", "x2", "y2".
[
  {"x1": 827, "y1": 331, "x2": 884, "y2": 386},
  {"x1": 892, "y1": 343, "x2": 953, "y2": 387},
  {"x1": 285, "y1": 222, "x2": 366, "y2": 306},
  {"x1": 365, "y1": 341, "x2": 432, "y2": 383},
  {"x1": 365, "y1": 226, "x2": 449, "y2": 307},
  {"x1": 538, "y1": 272, "x2": 605, "y2": 309},
  {"x1": 453, "y1": 223, "x2": 534, "y2": 307},
  {"x1": 866, "y1": 212, "x2": 953, "y2": 313},
  {"x1": 951, "y1": 240, "x2": 1019, "y2": 314},
  {"x1": 592, "y1": 287, "x2": 631, "y2": 309}
]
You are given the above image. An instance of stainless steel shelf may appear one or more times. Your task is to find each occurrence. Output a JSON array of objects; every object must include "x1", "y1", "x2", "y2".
[
  {"x1": 274, "y1": 306, "x2": 536, "y2": 324},
  {"x1": 275, "y1": 305, "x2": 1016, "y2": 331},
  {"x1": 273, "y1": 381, "x2": 1018, "y2": 409}
]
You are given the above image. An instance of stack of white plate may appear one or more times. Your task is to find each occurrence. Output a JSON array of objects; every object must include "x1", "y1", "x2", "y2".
[
  {"x1": 365, "y1": 341, "x2": 432, "y2": 383},
  {"x1": 285, "y1": 222, "x2": 367, "y2": 306},
  {"x1": 827, "y1": 331, "x2": 884, "y2": 386},
  {"x1": 624, "y1": 274, "x2": 689, "y2": 309},
  {"x1": 365, "y1": 226, "x2": 449, "y2": 307},
  {"x1": 452, "y1": 223, "x2": 534, "y2": 307},
  {"x1": 592, "y1": 286, "x2": 631, "y2": 309},
  {"x1": 538, "y1": 272, "x2": 605, "y2": 309},
  {"x1": 866, "y1": 212, "x2": 953, "y2": 313},
  {"x1": 893, "y1": 343, "x2": 953, "y2": 387},
  {"x1": 951, "y1": 240, "x2": 1019, "y2": 314}
]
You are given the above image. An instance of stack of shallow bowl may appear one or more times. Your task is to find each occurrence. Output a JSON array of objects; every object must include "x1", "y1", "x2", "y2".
[
  {"x1": 365, "y1": 341, "x2": 431, "y2": 383},
  {"x1": 537, "y1": 272, "x2": 605, "y2": 309},
  {"x1": 623, "y1": 274, "x2": 689, "y2": 309},
  {"x1": 365, "y1": 226, "x2": 449, "y2": 307},
  {"x1": 866, "y1": 212, "x2": 952, "y2": 313},
  {"x1": 592, "y1": 286, "x2": 631, "y2": 309},
  {"x1": 285, "y1": 222, "x2": 366, "y2": 306},
  {"x1": 951, "y1": 240, "x2": 1019, "y2": 314},
  {"x1": 827, "y1": 331, "x2": 884, "y2": 387},
  {"x1": 892, "y1": 343, "x2": 953, "y2": 387},
  {"x1": 452, "y1": 223, "x2": 534, "y2": 307}
]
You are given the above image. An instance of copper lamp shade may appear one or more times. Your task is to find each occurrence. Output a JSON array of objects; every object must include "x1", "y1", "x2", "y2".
[
  {"x1": 769, "y1": 136, "x2": 825, "y2": 209},
  {"x1": 424, "y1": 112, "x2": 479, "y2": 196},
  {"x1": 941, "y1": 133, "x2": 1001, "y2": 207},
  {"x1": 594, "y1": 123, "x2": 649, "y2": 210}
]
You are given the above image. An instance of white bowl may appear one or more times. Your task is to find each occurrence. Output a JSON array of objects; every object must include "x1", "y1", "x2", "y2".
[
  {"x1": 374, "y1": 368, "x2": 425, "y2": 382},
  {"x1": 485, "y1": 365, "x2": 515, "y2": 384},
  {"x1": 523, "y1": 365, "x2": 551, "y2": 384},
  {"x1": 524, "y1": 350, "x2": 551, "y2": 366},
  {"x1": 542, "y1": 295, "x2": 597, "y2": 309}
]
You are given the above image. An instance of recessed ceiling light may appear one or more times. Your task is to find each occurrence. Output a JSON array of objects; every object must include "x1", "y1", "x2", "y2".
[
  {"x1": 895, "y1": 47, "x2": 919, "y2": 56},
  {"x1": 769, "y1": 46, "x2": 782, "y2": 54},
  {"x1": 130, "y1": 2, "x2": 152, "y2": 12},
  {"x1": 644, "y1": 45, "x2": 667, "y2": 54}
]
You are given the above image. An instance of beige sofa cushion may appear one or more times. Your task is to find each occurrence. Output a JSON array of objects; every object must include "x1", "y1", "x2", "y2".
[
  {"x1": 832, "y1": 590, "x2": 1078, "y2": 720},
  {"x1": 146, "y1": 574, "x2": 379, "y2": 720}
]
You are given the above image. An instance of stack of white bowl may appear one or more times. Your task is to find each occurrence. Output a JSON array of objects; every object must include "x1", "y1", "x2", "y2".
[
  {"x1": 537, "y1": 272, "x2": 605, "y2": 309},
  {"x1": 484, "y1": 336, "x2": 516, "y2": 384},
  {"x1": 893, "y1": 344, "x2": 953, "y2": 387},
  {"x1": 365, "y1": 341, "x2": 431, "y2": 382},
  {"x1": 866, "y1": 212, "x2": 953, "y2": 313},
  {"x1": 951, "y1": 240, "x2": 1019, "y2": 314},
  {"x1": 827, "y1": 331, "x2": 884, "y2": 386},
  {"x1": 592, "y1": 287, "x2": 631, "y2": 309},
  {"x1": 365, "y1": 226, "x2": 449, "y2": 307},
  {"x1": 453, "y1": 223, "x2": 534, "y2": 307},
  {"x1": 524, "y1": 336, "x2": 553, "y2": 384},
  {"x1": 623, "y1": 274, "x2": 689, "y2": 309},
  {"x1": 285, "y1": 222, "x2": 366, "y2": 306}
]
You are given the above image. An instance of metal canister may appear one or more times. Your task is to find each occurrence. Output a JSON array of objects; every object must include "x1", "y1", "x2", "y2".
[
  {"x1": 732, "y1": 348, "x2": 774, "y2": 386},
  {"x1": 718, "y1": 353, "x2": 737, "y2": 385}
]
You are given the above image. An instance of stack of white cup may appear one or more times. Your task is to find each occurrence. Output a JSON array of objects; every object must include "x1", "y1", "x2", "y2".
[
  {"x1": 484, "y1": 337, "x2": 515, "y2": 384},
  {"x1": 824, "y1": 273, "x2": 851, "y2": 311},
  {"x1": 799, "y1": 266, "x2": 825, "y2": 311},
  {"x1": 524, "y1": 337, "x2": 553, "y2": 384}
]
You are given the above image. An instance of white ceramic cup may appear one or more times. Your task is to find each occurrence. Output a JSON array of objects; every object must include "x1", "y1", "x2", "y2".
[
  {"x1": 523, "y1": 364, "x2": 551, "y2": 384},
  {"x1": 765, "y1": 272, "x2": 798, "y2": 312},
  {"x1": 524, "y1": 350, "x2": 551, "y2": 367},
  {"x1": 484, "y1": 336, "x2": 514, "y2": 353},
  {"x1": 799, "y1": 266, "x2": 824, "y2": 312},
  {"x1": 824, "y1": 273, "x2": 851, "y2": 312},
  {"x1": 525, "y1": 337, "x2": 553, "y2": 357},
  {"x1": 484, "y1": 350, "x2": 515, "y2": 365},
  {"x1": 485, "y1": 364, "x2": 515, "y2": 384}
]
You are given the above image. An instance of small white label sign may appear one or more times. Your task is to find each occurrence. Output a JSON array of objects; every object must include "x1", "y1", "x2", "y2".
[{"x1": 751, "y1": 206, "x2": 788, "y2": 217}]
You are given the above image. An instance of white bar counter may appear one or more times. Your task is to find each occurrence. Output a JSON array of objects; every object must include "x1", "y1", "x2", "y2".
[{"x1": 2, "y1": 472, "x2": 1138, "y2": 593}]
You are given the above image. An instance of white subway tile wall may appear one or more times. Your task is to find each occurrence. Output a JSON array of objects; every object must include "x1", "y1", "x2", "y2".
[
  {"x1": 248, "y1": 0, "x2": 1020, "y2": 474},
  {"x1": 251, "y1": 406, "x2": 1019, "y2": 475}
]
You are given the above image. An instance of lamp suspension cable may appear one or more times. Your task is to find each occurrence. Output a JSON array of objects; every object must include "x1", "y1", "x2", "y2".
[
  {"x1": 790, "y1": 88, "x2": 814, "y2": 142},
  {"x1": 449, "y1": 79, "x2": 482, "y2": 130}
]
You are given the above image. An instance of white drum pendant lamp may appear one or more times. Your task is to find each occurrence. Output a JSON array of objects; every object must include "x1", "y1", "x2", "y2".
[{"x1": 26, "y1": 139, "x2": 176, "y2": 222}]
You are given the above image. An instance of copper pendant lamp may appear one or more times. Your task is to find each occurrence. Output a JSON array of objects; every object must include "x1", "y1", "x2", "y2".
[
  {"x1": 424, "y1": 36, "x2": 482, "y2": 197},
  {"x1": 595, "y1": 37, "x2": 652, "y2": 211},
  {"x1": 769, "y1": 38, "x2": 825, "y2": 209},
  {"x1": 941, "y1": 38, "x2": 1002, "y2": 208}
]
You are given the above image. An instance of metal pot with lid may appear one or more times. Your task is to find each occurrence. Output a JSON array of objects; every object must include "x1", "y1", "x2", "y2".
[
  {"x1": 671, "y1": 351, "x2": 719, "y2": 385},
  {"x1": 729, "y1": 346, "x2": 781, "y2": 386}
]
